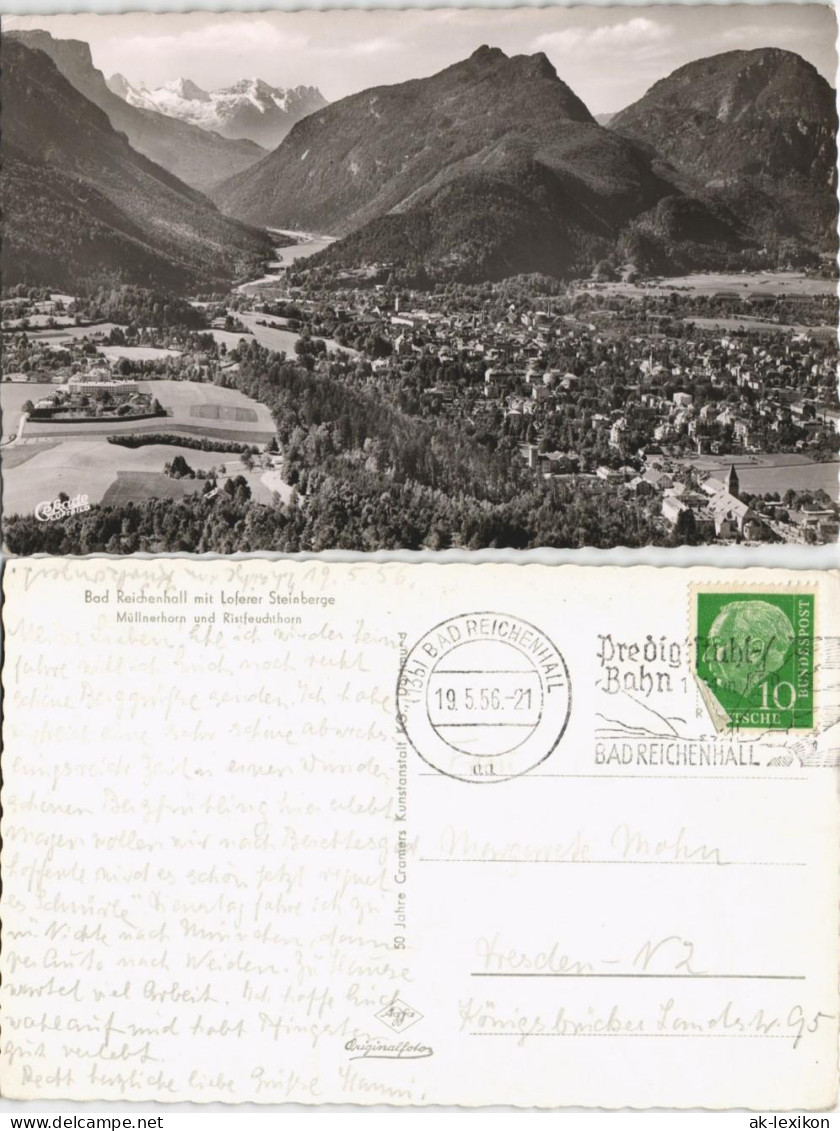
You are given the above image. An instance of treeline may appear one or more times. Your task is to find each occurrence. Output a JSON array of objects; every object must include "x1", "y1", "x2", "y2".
[
  {"x1": 107, "y1": 433, "x2": 262, "y2": 455},
  {"x1": 1, "y1": 283, "x2": 54, "y2": 301},
  {"x1": 72, "y1": 286, "x2": 208, "y2": 329},
  {"x1": 226, "y1": 339, "x2": 522, "y2": 502},
  {"x1": 3, "y1": 468, "x2": 664, "y2": 555},
  {"x1": 1, "y1": 153, "x2": 197, "y2": 295},
  {"x1": 309, "y1": 177, "x2": 616, "y2": 284}
]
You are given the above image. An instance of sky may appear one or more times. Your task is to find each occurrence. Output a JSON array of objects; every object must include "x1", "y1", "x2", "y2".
[{"x1": 4, "y1": 5, "x2": 836, "y2": 114}]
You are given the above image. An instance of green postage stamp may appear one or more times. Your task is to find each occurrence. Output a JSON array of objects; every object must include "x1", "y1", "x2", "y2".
[{"x1": 694, "y1": 590, "x2": 815, "y2": 731}]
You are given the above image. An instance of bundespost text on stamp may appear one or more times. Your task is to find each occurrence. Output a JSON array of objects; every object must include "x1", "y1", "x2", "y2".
[
  {"x1": 397, "y1": 612, "x2": 571, "y2": 782},
  {"x1": 693, "y1": 590, "x2": 815, "y2": 732}
]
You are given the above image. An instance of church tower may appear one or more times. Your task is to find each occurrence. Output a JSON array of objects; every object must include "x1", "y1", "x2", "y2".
[{"x1": 727, "y1": 464, "x2": 739, "y2": 500}]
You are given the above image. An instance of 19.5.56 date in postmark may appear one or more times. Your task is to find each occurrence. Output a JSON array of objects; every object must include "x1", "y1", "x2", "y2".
[{"x1": 397, "y1": 612, "x2": 571, "y2": 783}]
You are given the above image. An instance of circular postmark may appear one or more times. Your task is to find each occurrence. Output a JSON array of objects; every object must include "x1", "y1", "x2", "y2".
[{"x1": 397, "y1": 612, "x2": 571, "y2": 783}]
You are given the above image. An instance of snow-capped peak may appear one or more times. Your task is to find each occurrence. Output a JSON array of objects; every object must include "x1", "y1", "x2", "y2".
[
  {"x1": 106, "y1": 73, "x2": 328, "y2": 148},
  {"x1": 106, "y1": 73, "x2": 160, "y2": 113},
  {"x1": 159, "y1": 77, "x2": 210, "y2": 102}
]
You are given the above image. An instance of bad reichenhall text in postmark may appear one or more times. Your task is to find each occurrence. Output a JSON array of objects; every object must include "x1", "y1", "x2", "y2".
[
  {"x1": 693, "y1": 589, "x2": 815, "y2": 732},
  {"x1": 397, "y1": 612, "x2": 571, "y2": 783}
]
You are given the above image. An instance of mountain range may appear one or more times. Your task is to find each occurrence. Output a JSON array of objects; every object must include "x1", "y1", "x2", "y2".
[
  {"x1": 6, "y1": 30, "x2": 266, "y2": 192},
  {"x1": 609, "y1": 47, "x2": 838, "y2": 256},
  {"x1": 213, "y1": 45, "x2": 758, "y2": 280},
  {"x1": 3, "y1": 33, "x2": 836, "y2": 290},
  {"x1": 0, "y1": 37, "x2": 271, "y2": 293},
  {"x1": 107, "y1": 73, "x2": 327, "y2": 149}
]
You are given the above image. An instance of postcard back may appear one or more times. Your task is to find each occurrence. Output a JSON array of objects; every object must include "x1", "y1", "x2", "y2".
[{"x1": 1, "y1": 560, "x2": 838, "y2": 1108}]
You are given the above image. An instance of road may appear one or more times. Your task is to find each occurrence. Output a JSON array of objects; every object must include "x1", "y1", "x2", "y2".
[{"x1": 1, "y1": 410, "x2": 30, "y2": 448}]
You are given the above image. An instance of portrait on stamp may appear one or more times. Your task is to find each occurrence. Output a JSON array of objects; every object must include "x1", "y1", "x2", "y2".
[{"x1": 694, "y1": 591, "x2": 815, "y2": 731}]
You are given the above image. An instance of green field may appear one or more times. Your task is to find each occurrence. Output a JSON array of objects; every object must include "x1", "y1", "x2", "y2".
[
  {"x1": 11, "y1": 380, "x2": 276, "y2": 444},
  {"x1": 191, "y1": 403, "x2": 258, "y2": 423},
  {"x1": 684, "y1": 316, "x2": 835, "y2": 338},
  {"x1": 1, "y1": 382, "x2": 60, "y2": 434},
  {"x1": 580, "y1": 271, "x2": 837, "y2": 299},
  {"x1": 678, "y1": 455, "x2": 839, "y2": 498},
  {"x1": 2, "y1": 440, "x2": 230, "y2": 518},
  {"x1": 101, "y1": 471, "x2": 202, "y2": 506},
  {"x1": 235, "y1": 311, "x2": 356, "y2": 357},
  {"x1": 142, "y1": 381, "x2": 275, "y2": 439},
  {"x1": 1, "y1": 430, "x2": 289, "y2": 519},
  {"x1": 19, "y1": 322, "x2": 123, "y2": 343},
  {"x1": 1, "y1": 315, "x2": 76, "y2": 328},
  {"x1": 0, "y1": 440, "x2": 60, "y2": 469},
  {"x1": 98, "y1": 346, "x2": 182, "y2": 361}
]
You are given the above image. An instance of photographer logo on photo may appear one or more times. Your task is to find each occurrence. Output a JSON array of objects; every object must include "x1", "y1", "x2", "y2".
[{"x1": 35, "y1": 493, "x2": 91, "y2": 522}]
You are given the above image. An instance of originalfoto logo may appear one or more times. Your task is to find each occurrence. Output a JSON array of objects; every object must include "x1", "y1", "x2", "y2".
[{"x1": 35, "y1": 493, "x2": 92, "y2": 522}]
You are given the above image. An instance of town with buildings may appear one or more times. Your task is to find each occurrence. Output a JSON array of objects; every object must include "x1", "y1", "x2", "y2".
[
  {"x1": 2, "y1": 267, "x2": 839, "y2": 550},
  {"x1": 235, "y1": 266, "x2": 840, "y2": 545}
]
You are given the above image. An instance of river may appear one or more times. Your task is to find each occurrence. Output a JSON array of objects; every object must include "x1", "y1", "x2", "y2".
[
  {"x1": 267, "y1": 228, "x2": 337, "y2": 266},
  {"x1": 232, "y1": 229, "x2": 354, "y2": 356},
  {"x1": 237, "y1": 229, "x2": 336, "y2": 293}
]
